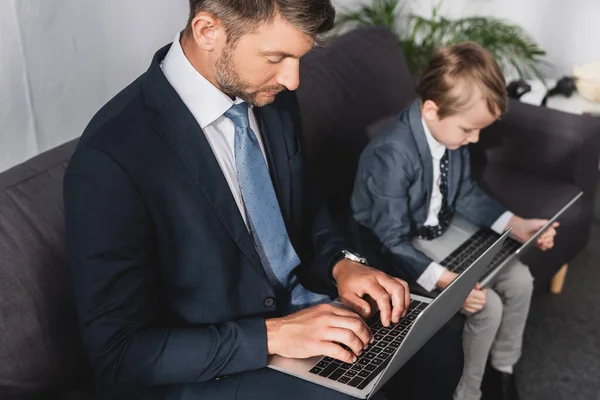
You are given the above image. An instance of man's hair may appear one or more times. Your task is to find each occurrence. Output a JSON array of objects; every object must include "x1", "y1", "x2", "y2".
[
  {"x1": 185, "y1": 0, "x2": 336, "y2": 45},
  {"x1": 416, "y1": 42, "x2": 508, "y2": 119}
]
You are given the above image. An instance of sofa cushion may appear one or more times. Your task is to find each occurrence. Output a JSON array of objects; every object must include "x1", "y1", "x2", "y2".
[{"x1": 0, "y1": 139, "x2": 91, "y2": 396}]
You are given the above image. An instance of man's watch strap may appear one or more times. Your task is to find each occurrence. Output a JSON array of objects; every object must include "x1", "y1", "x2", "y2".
[{"x1": 332, "y1": 250, "x2": 368, "y2": 266}]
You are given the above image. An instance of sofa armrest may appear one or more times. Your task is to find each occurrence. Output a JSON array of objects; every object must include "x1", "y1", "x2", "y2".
[{"x1": 471, "y1": 99, "x2": 600, "y2": 196}]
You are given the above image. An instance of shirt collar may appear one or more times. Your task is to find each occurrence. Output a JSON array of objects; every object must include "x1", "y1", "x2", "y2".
[
  {"x1": 160, "y1": 32, "x2": 250, "y2": 129},
  {"x1": 421, "y1": 118, "x2": 447, "y2": 160}
]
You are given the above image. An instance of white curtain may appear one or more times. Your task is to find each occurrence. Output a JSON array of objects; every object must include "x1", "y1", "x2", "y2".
[{"x1": 0, "y1": 0, "x2": 188, "y2": 172}]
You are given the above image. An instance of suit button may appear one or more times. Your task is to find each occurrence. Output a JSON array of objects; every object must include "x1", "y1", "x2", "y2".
[{"x1": 264, "y1": 297, "x2": 275, "y2": 307}]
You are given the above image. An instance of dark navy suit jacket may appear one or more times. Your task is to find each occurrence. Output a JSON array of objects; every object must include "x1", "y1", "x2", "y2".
[
  {"x1": 63, "y1": 44, "x2": 346, "y2": 399},
  {"x1": 351, "y1": 100, "x2": 505, "y2": 282}
]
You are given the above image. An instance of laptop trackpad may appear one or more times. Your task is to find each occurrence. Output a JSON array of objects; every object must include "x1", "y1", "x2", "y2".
[{"x1": 411, "y1": 216, "x2": 477, "y2": 262}]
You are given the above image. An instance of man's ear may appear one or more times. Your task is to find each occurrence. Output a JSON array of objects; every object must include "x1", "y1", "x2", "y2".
[
  {"x1": 189, "y1": 12, "x2": 225, "y2": 51},
  {"x1": 422, "y1": 99, "x2": 440, "y2": 121}
]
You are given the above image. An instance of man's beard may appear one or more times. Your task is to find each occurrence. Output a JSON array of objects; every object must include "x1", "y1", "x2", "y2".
[{"x1": 214, "y1": 45, "x2": 284, "y2": 107}]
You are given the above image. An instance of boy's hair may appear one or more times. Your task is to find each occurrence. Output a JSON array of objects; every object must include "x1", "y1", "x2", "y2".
[
  {"x1": 184, "y1": 0, "x2": 335, "y2": 45},
  {"x1": 416, "y1": 42, "x2": 508, "y2": 119}
]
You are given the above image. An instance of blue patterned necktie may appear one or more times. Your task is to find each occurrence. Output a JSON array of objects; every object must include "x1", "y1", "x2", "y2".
[
  {"x1": 224, "y1": 103, "x2": 329, "y2": 312},
  {"x1": 418, "y1": 150, "x2": 452, "y2": 240}
]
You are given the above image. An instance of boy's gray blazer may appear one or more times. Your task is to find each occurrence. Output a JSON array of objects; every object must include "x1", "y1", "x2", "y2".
[{"x1": 351, "y1": 100, "x2": 506, "y2": 281}]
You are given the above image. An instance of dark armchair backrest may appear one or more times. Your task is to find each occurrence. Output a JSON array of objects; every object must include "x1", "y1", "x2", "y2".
[
  {"x1": 297, "y1": 27, "x2": 415, "y2": 215},
  {"x1": 0, "y1": 139, "x2": 89, "y2": 397}
]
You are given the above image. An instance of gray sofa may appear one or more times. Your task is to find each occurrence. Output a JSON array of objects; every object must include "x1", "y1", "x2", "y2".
[{"x1": 2, "y1": 27, "x2": 599, "y2": 399}]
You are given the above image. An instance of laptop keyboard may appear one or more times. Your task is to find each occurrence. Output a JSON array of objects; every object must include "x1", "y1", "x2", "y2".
[
  {"x1": 308, "y1": 300, "x2": 428, "y2": 390},
  {"x1": 441, "y1": 229, "x2": 520, "y2": 277}
]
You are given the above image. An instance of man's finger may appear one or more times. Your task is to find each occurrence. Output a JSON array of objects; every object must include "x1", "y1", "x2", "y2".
[
  {"x1": 366, "y1": 283, "x2": 392, "y2": 327},
  {"x1": 381, "y1": 278, "x2": 407, "y2": 323},
  {"x1": 319, "y1": 341, "x2": 356, "y2": 363},
  {"x1": 339, "y1": 293, "x2": 371, "y2": 319},
  {"x1": 328, "y1": 313, "x2": 372, "y2": 348},
  {"x1": 322, "y1": 327, "x2": 366, "y2": 357}
]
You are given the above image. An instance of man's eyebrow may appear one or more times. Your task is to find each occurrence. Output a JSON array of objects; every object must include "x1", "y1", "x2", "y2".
[{"x1": 260, "y1": 50, "x2": 297, "y2": 58}]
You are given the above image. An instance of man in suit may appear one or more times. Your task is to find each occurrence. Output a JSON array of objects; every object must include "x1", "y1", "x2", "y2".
[
  {"x1": 63, "y1": 1, "x2": 463, "y2": 399},
  {"x1": 351, "y1": 43, "x2": 558, "y2": 400}
]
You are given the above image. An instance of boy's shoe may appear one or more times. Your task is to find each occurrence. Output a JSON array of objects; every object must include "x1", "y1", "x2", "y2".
[{"x1": 481, "y1": 364, "x2": 520, "y2": 400}]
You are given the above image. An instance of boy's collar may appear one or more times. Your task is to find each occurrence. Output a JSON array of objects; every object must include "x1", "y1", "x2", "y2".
[{"x1": 421, "y1": 118, "x2": 447, "y2": 160}]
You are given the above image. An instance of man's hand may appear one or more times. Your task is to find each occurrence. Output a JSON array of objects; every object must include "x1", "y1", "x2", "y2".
[
  {"x1": 332, "y1": 259, "x2": 410, "y2": 327},
  {"x1": 265, "y1": 304, "x2": 372, "y2": 363},
  {"x1": 508, "y1": 216, "x2": 559, "y2": 251}
]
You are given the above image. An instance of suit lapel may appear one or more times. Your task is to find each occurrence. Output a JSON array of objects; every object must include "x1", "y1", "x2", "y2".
[
  {"x1": 142, "y1": 45, "x2": 264, "y2": 274},
  {"x1": 407, "y1": 100, "x2": 434, "y2": 215}
]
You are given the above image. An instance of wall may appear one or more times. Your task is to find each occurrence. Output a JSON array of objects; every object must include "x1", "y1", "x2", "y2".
[
  {"x1": 0, "y1": 0, "x2": 188, "y2": 172},
  {"x1": 1, "y1": 0, "x2": 599, "y2": 171},
  {"x1": 336, "y1": 0, "x2": 600, "y2": 78}
]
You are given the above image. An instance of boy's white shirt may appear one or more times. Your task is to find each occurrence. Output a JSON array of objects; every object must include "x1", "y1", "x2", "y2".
[{"x1": 416, "y1": 119, "x2": 514, "y2": 291}]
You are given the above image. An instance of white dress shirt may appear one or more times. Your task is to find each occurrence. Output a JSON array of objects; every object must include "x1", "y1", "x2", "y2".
[
  {"x1": 416, "y1": 119, "x2": 514, "y2": 291},
  {"x1": 160, "y1": 33, "x2": 268, "y2": 229}
]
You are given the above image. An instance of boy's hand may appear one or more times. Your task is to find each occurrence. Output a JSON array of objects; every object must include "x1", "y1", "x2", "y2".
[
  {"x1": 436, "y1": 270, "x2": 459, "y2": 289},
  {"x1": 333, "y1": 260, "x2": 410, "y2": 327},
  {"x1": 508, "y1": 216, "x2": 559, "y2": 251},
  {"x1": 462, "y1": 283, "x2": 487, "y2": 313}
]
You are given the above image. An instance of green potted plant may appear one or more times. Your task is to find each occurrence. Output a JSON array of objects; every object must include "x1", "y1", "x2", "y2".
[{"x1": 336, "y1": 0, "x2": 547, "y2": 80}]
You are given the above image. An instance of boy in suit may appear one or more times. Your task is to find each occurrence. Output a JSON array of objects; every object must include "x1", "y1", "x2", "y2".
[{"x1": 351, "y1": 42, "x2": 559, "y2": 400}]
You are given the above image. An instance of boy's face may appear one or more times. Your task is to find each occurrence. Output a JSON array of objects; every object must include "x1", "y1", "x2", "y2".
[{"x1": 422, "y1": 99, "x2": 500, "y2": 150}]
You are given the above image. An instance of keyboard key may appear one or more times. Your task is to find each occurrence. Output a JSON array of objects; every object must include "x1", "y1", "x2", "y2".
[
  {"x1": 380, "y1": 335, "x2": 392, "y2": 343},
  {"x1": 358, "y1": 358, "x2": 369, "y2": 365},
  {"x1": 383, "y1": 346, "x2": 394, "y2": 354},
  {"x1": 371, "y1": 320, "x2": 383, "y2": 330},
  {"x1": 365, "y1": 364, "x2": 377, "y2": 372},
  {"x1": 318, "y1": 363, "x2": 341, "y2": 378},
  {"x1": 359, "y1": 370, "x2": 370, "y2": 378},
  {"x1": 351, "y1": 364, "x2": 363, "y2": 371},
  {"x1": 328, "y1": 368, "x2": 345, "y2": 381},
  {"x1": 309, "y1": 367, "x2": 322, "y2": 374},
  {"x1": 372, "y1": 346, "x2": 384, "y2": 354},
  {"x1": 408, "y1": 301, "x2": 420, "y2": 310},
  {"x1": 374, "y1": 334, "x2": 384, "y2": 341},
  {"x1": 340, "y1": 363, "x2": 352, "y2": 370},
  {"x1": 345, "y1": 370, "x2": 358, "y2": 378},
  {"x1": 390, "y1": 340, "x2": 401, "y2": 348},
  {"x1": 364, "y1": 352, "x2": 376, "y2": 359},
  {"x1": 323, "y1": 357, "x2": 334, "y2": 362},
  {"x1": 372, "y1": 358, "x2": 383, "y2": 365},
  {"x1": 348, "y1": 377, "x2": 365, "y2": 388},
  {"x1": 376, "y1": 352, "x2": 389, "y2": 360},
  {"x1": 379, "y1": 328, "x2": 390, "y2": 335},
  {"x1": 338, "y1": 376, "x2": 351, "y2": 384},
  {"x1": 316, "y1": 361, "x2": 329, "y2": 368}
]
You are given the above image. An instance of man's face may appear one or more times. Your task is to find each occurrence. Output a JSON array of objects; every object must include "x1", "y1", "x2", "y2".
[
  {"x1": 424, "y1": 98, "x2": 499, "y2": 150},
  {"x1": 213, "y1": 15, "x2": 314, "y2": 107}
]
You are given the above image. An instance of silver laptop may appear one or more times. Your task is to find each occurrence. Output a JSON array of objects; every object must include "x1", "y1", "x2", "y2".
[
  {"x1": 267, "y1": 230, "x2": 511, "y2": 399},
  {"x1": 412, "y1": 191, "x2": 582, "y2": 289}
]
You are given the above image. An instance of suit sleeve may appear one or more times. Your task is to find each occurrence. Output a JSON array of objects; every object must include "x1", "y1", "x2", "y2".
[
  {"x1": 64, "y1": 146, "x2": 267, "y2": 386},
  {"x1": 351, "y1": 144, "x2": 434, "y2": 282},
  {"x1": 454, "y1": 147, "x2": 506, "y2": 228},
  {"x1": 279, "y1": 91, "x2": 346, "y2": 293}
]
